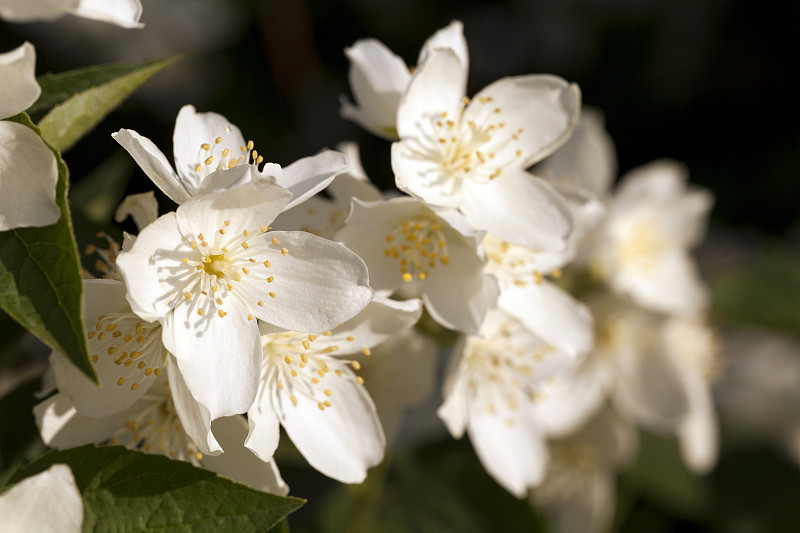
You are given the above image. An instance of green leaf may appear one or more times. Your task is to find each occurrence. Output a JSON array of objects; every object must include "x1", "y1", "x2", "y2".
[
  {"x1": 34, "y1": 56, "x2": 180, "y2": 152},
  {"x1": 0, "y1": 114, "x2": 94, "y2": 382},
  {"x1": 7, "y1": 445, "x2": 305, "y2": 533}
]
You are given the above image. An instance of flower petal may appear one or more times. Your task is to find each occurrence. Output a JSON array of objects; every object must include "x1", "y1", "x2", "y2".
[
  {"x1": 499, "y1": 282, "x2": 593, "y2": 358},
  {"x1": 460, "y1": 170, "x2": 572, "y2": 250},
  {"x1": 397, "y1": 48, "x2": 466, "y2": 140},
  {"x1": 171, "y1": 293, "x2": 262, "y2": 419},
  {"x1": 176, "y1": 179, "x2": 292, "y2": 240},
  {"x1": 463, "y1": 74, "x2": 581, "y2": 168},
  {"x1": 115, "y1": 211, "x2": 185, "y2": 322},
  {"x1": 168, "y1": 356, "x2": 221, "y2": 456},
  {"x1": 341, "y1": 39, "x2": 411, "y2": 138},
  {"x1": 468, "y1": 407, "x2": 548, "y2": 497},
  {"x1": 424, "y1": 271, "x2": 498, "y2": 335},
  {"x1": 172, "y1": 105, "x2": 246, "y2": 192},
  {"x1": 112, "y1": 129, "x2": 190, "y2": 204},
  {"x1": 0, "y1": 0, "x2": 69, "y2": 22},
  {"x1": 245, "y1": 382, "x2": 283, "y2": 464},
  {"x1": 280, "y1": 149, "x2": 348, "y2": 210},
  {"x1": 114, "y1": 191, "x2": 159, "y2": 231},
  {"x1": 0, "y1": 42, "x2": 40, "y2": 119},
  {"x1": 70, "y1": 0, "x2": 143, "y2": 28},
  {"x1": 34, "y1": 392, "x2": 132, "y2": 449},
  {"x1": 277, "y1": 364, "x2": 385, "y2": 483},
  {"x1": 0, "y1": 464, "x2": 82, "y2": 533},
  {"x1": 250, "y1": 230, "x2": 373, "y2": 333},
  {"x1": 418, "y1": 20, "x2": 468, "y2": 71},
  {"x1": 202, "y1": 416, "x2": 289, "y2": 495},
  {"x1": 677, "y1": 374, "x2": 718, "y2": 474},
  {"x1": 0, "y1": 121, "x2": 59, "y2": 230}
]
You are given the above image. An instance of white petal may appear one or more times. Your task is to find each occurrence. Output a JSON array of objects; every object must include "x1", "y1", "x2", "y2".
[
  {"x1": 34, "y1": 392, "x2": 130, "y2": 448},
  {"x1": 172, "y1": 105, "x2": 246, "y2": 192},
  {"x1": 677, "y1": 374, "x2": 718, "y2": 474},
  {"x1": 202, "y1": 415, "x2": 289, "y2": 495},
  {"x1": 176, "y1": 179, "x2": 291, "y2": 240},
  {"x1": 397, "y1": 48, "x2": 466, "y2": 140},
  {"x1": 171, "y1": 295, "x2": 262, "y2": 419},
  {"x1": 418, "y1": 20, "x2": 468, "y2": 71},
  {"x1": 310, "y1": 296, "x2": 422, "y2": 356},
  {"x1": 112, "y1": 129, "x2": 190, "y2": 204},
  {"x1": 468, "y1": 408, "x2": 548, "y2": 497},
  {"x1": 460, "y1": 170, "x2": 572, "y2": 250},
  {"x1": 168, "y1": 356, "x2": 221, "y2": 456},
  {"x1": 250, "y1": 231, "x2": 373, "y2": 333},
  {"x1": 392, "y1": 140, "x2": 465, "y2": 208},
  {"x1": 245, "y1": 382, "x2": 283, "y2": 463},
  {"x1": 195, "y1": 162, "x2": 280, "y2": 195},
  {"x1": 0, "y1": 0, "x2": 69, "y2": 22},
  {"x1": 115, "y1": 211, "x2": 185, "y2": 322},
  {"x1": 277, "y1": 365, "x2": 385, "y2": 483},
  {"x1": 0, "y1": 464, "x2": 82, "y2": 533},
  {"x1": 114, "y1": 191, "x2": 159, "y2": 232},
  {"x1": 70, "y1": 0, "x2": 142, "y2": 28},
  {"x1": 341, "y1": 39, "x2": 411, "y2": 138},
  {"x1": 0, "y1": 121, "x2": 59, "y2": 230},
  {"x1": 0, "y1": 42, "x2": 41, "y2": 119},
  {"x1": 499, "y1": 282, "x2": 593, "y2": 358},
  {"x1": 424, "y1": 271, "x2": 498, "y2": 335},
  {"x1": 437, "y1": 340, "x2": 469, "y2": 438},
  {"x1": 463, "y1": 75, "x2": 581, "y2": 168},
  {"x1": 537, "y1": 107, "x2": 617, "y2": 198},
  {"x1": 280, "y1": 150, "x2": 348, "y2": 210}
]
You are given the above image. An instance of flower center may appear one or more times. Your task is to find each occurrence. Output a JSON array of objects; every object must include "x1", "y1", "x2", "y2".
[
  {"x1": 193, "y1": 135, "x2": 263, "y2": 180},
  {"x1": 109, "y1": 379, "x2": 204, "y2": 464},
  {"x1": 88, "y1": 312, "x2": 164, "y2": 392},
  {"x1": 203, "y1": 253, "x2": 230, "y2": 278},
  {"x1": 261, "y1": 331, "x2": 367, "y2": 412},
  {"x1": 383, "y1": 217, "x2": 450, "y2": 282}
]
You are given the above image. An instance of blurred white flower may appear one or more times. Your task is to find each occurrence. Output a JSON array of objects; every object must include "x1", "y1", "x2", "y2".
[
  {"x1": 716, "y1": 329, "x2": 800, "y2": 466},
  {"x1": 246, "y1": 297, "x2": 421, "y2": 483},
  {"x1": 113, "y1": 105, "x2": 347, "y2": 206},
  {"x1": 438, "y1": 304, "x2": 581, "y2": 497},
  {"x1": 0, "y1": 0, "x2": 143, "y2": 28},
  {"x1": 0, "y1": 464, "x2": 82, "y2": 533},
  {"x1": 337, "y1": 196, "x2": 498, "y2": 334},
  {"x1": 340, "y1": 20, "x2": 467, "y2": 139},
  {"x1": 392, "y1": 47, "x2": 580, "y2": 250},
  {"x1": 531, "y1": 407, "x2": 637, "y2": 533},
  {"x1": 0, "y1": 42, "x2": 59, "y2": 231},
  {"x1": 115, "y1": 179, "x2": 373, "y2": 422},
  {"x1": 589, "y1": 160, "x2": 713, "y2": 317}
]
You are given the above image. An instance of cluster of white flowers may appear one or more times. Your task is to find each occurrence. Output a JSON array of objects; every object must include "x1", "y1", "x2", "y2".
[{"x1": 2, "y1": 12, "x2": 722, "y2": 532}]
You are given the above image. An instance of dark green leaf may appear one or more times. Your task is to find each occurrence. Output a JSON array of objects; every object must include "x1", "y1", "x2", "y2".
[
  {"x1": 8, "y1": 445, "x2": 305, "y2": 533},
  {"x1": 35, "y1": 56, "x2": 180, "y2": 152},
  {"x1": 0, "y1": 377, "x2": 46, "y2": 489},
  {"x1": 0, "y1": 114, "x2": 94, "y2": 382}
]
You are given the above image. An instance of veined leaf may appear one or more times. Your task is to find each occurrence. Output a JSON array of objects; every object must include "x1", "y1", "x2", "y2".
[
  {"x1": 6, "y1": 445, "x2": 305, "y2": 533},
  {"x1": 0, "y1": 113, "x2": 94, "y2": 382},
  {"x1": 35, "y1": 56, "x2": 180, "y2": 152}
]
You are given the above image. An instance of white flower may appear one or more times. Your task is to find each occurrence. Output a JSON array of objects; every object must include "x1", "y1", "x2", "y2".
[
  {"x1": 438, "y1": 305, "x2": 579, "y2": 497},
  {"x1": 340, "y1": 20, "x2": 468, "y2": 139},
  {"x1": 113, "y1": 104, "x2": 346, "y2": 207},
  {"x1": 531, "y1": 408, "x2": 637, "y2": 533},
  {"x1": 715, "y1": 329, "x2": 800, "y2": 467},
  {"x1": 337, "y1": 196, "x2": 498, "y2": 334},
  {"x1": 115, "y1": 179, "x2": 373, "y2": 421},
  {"x1": 0, "y1": 0, "x2": 143, "y2": 28},
  {"x1": 246, "y1": 296, "x2": 421, "y2": 483},
  {"x1": 391, "y1": 46, "x2": 581, "y2": 250},
  {"x1": 590, "y1": 159, "x2": 713, "y2": 316},
  {"x1": 35, "y1": 366, "x2": 288, "y2": 494},
  {"x1": 0, "y1": 42, "x2": 59, "y2": 231},
  {"x1": 0, "y1": 464, "x2": 83, "y2": 533}
]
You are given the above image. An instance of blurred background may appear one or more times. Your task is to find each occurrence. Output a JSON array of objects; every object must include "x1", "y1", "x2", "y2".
[{"x1": 1, "y1": 1, "x2": 799, "y2": 531}]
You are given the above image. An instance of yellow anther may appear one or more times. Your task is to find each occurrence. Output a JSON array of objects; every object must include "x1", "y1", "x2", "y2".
[
  {"x1": 215, "y1": 297, "x2": 223, "y2": 305},
  {"x1": 418, "y1": 272, "x2": 428, "y2": 280},
  {"x1": 194, "y1": 164, "x2": 202, "y2": 172},
  {"x1": 98, "y1": 332, "x2": 105, "y2": 341},
  {"x1": 317, "y1": 402, "x2": 325, "y2": 411},
  {"x1": 267, "y1": 276, "x2": 274, "y2": 283},
  {"x1": 351, "y1": 360, "x2": 361, "y2": 370},
  {"x1": 184, "y1": 291, "x2": 193, "y2": 300},
  {"x1": 242, "y1": 242, "x2": 249, "y2": 249},
  {"x1": 215, "y1": 136, "x2": 222, "y2": 144},
  {"x1": 247, "y1": 140, "x2": 254, "y2": 150},
  {"x1": 303, "y1": 340, "x2": 311, "y2": 350},
  {"x1": 138, "y1": 361, "x2": 146, "y2": 369},
  {"x1": 91, "y1": 355, "x2": 99, "y2": 363},
  {"x1": 281, "y1": 248, "x2": 288, "y2": 256},
  {"x1": 222, "y1": 148, "x2": 230, "y2": 157},
  {"x1": 284, "y1": 355, "x2": 293, "y2": 364},
  {"x1": 154, "y1": 368, "x2": 162, "y2": 376},
  {"x1": 130, "y1": 383, "x2": 139, "y2": 391},
  {"x1": 356, "y1": 376, "x2": 365, "y2": 384},
  {"x1": 197, "y1": 308, "x2": 205, "y2": 316},
  {"x1": 301, "y1": 353, "x2": 308, "y2": 363},
  {"x1": 324, "y1": 389, "x2": 332, "y2": 397},
  {"x1": 402, "y1": 273, "x2": 413, "y2": 282},
  {"x1": 291, "y1": 369, "x2": 298, "y2": 377},
  {"x1": 117, "y1": 377, "x2": 126, "y2": 386},
  {"x1": 346, "y1": 336, "x2": 355, "y2": 341},
  {"x1": 269, "y1": 292, "x2": 276, "y2": 298},
  {"x1": 311, "y1": 377, "x2": 318, "y2": 384},
  {"x1": 362, "y1": 348, "x2": 371, "y2": 356},
  {"x1": 201, "y1": 143, "x2": 211, "y2": 150},
  {"x1": 224, "y1": 220, "x2": 231, "y2": 226},
  {"x1": 218, "y1": 310, "x2": 227, "y2": 317},
  {"x1": 88, "y1": 331, "x2": 96, "y2": 339},
  {"x1": 242, "y1": 267, "x2": 249, "y2": 274},
  {"x1": 264, "y1": 260, "x2": 271, "y2": 268},
  {"x1": 204, "y1": 156, "x2": 214, "y2": 165},
  {"x1": 258, "y1": 300, "x2": 264, "y2": 306},
  {"x1": 112, "y1": 330, "x2": 122, "y2": 338},
  {"x1": 290, "y1": 395, "x2": 298, "y2": 404}
]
